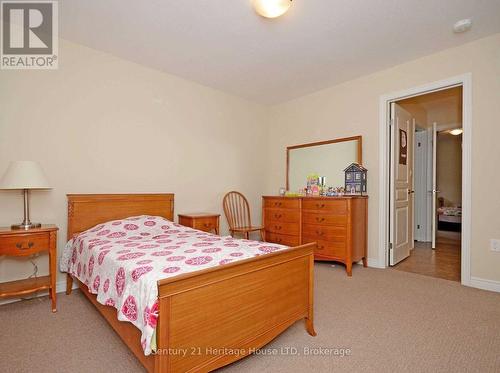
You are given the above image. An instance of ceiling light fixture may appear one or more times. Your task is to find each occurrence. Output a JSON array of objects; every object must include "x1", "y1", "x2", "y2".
[
  {"x1": 453, "y1": 19, "x2": 472, "y2": 33},
  {"x1": 252, "y1": 0, "x2": 292, "y2": 19},
  {"x1": 449, "y1": 128, "x2": 463, "y2": 136}
]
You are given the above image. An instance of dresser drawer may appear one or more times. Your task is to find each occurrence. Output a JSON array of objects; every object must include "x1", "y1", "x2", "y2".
[
  {"x1": 0, "y1": 233, "x2": 49, "y2": 256},
  {"x1": 265, "y1": 221, "x2": 300, "y2": 235},
  {"x1": 302, "y1": 211, "x2": 347, "y2": 226},
  {"x1": 302, "y1": 224, "x2": 346, "y2": 241},
  {"x1": 303, "y1": 238, "x2": 346, "y2": 259},
  {"x1": 264, "y1": 208, "x2": 300, "y2": 224},
  {"x1": 265, "y1": 232, "x2": 300, "y2": 247},
  {"x1": 192, "y1": 217, "x2": 218, "y2": 233},
  {"x1": 263, "y1": 198, "x2": 300, "y2": 209},
  {"x1": 302, "y1": 199, "x2": 347, "y2": 214}
]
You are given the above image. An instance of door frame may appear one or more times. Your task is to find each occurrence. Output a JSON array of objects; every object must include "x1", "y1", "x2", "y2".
[
  {"x1": 413, "y1": 128, "x2": 430, "y2": 242},
  {"x1": 378, "y1": 73, "x2": 472, "y2": 286}
]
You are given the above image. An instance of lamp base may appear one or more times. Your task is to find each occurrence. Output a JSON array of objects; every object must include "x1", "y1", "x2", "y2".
[{"x1": 11, "y1": 223, "x2": 42, "y2": 230}]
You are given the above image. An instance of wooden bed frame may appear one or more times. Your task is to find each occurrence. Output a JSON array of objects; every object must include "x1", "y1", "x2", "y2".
[{"x1": 65, "y1": 194, "x2": 316, "y2": 373}]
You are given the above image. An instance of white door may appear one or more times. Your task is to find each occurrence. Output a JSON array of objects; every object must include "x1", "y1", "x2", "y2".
[
  {"x1": 389, "y1": 103, "x2": 414, "y2": 265},
  {"x1": 431, "y1": 122, "x2": 438, "y2": 249}
]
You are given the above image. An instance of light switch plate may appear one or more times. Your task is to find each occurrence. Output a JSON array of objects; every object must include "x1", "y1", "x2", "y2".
[{"x1": 490, "y1": 239, "x2": 500, "y2": 252}]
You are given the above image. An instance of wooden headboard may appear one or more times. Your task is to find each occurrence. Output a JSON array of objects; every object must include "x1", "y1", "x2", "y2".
[{"x1": 67, "y1": 194, "x2": 174, "y2": 239}]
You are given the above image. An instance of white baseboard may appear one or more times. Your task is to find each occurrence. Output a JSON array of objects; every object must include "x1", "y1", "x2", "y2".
[
  {"x1": 469, "y1": 276, "x2": 500, "y2": 293},
  {"x1": 367, "y1": 258, "x2": 385, "y2": 269},
  {"x1": 0, "y1": 277, "x2": 78, "y2": 306}
]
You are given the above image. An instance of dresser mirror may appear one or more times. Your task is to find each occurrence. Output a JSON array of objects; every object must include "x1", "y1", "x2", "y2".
[{"x1": 287, "y1": 136, "x2": 362, "y2": 192}]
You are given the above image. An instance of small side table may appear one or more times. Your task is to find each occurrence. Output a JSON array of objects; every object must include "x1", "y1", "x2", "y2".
[
  {"x1": 0, "y1": 225, "x2": 58, "y2": 312},
  {"x1": 178, "y1": 213, "x2": 220, "y2": 235}
]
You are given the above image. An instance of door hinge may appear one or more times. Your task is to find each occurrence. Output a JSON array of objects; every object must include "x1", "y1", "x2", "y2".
[
  {"x1": 389, "y1": 242, "x2": 393, "y2": 251},
  {"x1": 388, "y1": 118, "x2": 394, "y2": 128}
]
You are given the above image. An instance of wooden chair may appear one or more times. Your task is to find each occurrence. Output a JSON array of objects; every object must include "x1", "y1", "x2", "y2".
[{"x1": 223, "y1": 191, "x2": 265, "y2": 241}]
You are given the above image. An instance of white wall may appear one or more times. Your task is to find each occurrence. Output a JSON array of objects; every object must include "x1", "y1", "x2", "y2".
[
  {"x1": 437, "y1": 133, "x2": 462, "y2": 207},
  {"x1": 0, "y1": 39, "x2": 269, "y2": 283},
  {"x1": 2, "y1": 33, "x2": 499, "y2": 288},
  {"x1": 265, "y1": 33, "x2": 500, "y2": 282}
]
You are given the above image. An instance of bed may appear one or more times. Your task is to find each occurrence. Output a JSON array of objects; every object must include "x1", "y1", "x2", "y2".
[
  {"x1": 63, "y1": 194, "x2": 316, "y2": 372},
  {"x1": 437, "y1": 206, "x2": 462, "y2": 232}
]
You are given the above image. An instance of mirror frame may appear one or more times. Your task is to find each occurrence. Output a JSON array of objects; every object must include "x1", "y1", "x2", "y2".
[{"x1": 286, "y1": 135, "x2": 363, "y2": 190}]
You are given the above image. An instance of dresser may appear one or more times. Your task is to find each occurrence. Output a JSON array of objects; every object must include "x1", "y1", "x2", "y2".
[{"x1": 262, "y1": 196, "x2": 367, "y2": 276}]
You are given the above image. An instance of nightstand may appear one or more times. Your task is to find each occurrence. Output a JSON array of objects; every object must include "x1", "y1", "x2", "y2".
[
  {"x1": 178, "y1": 213, "x2": 220, "y2": 235},
  {"x1": 0, "y1": 225, "x2": 58, "y2": 312}
]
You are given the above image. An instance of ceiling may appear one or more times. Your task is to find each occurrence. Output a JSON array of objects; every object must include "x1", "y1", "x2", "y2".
[
  {"x1": 59, "y1": 1, "x2": 500, "y2": 105},
  {"x1": 398, "y1": 86, "x2": 462, "y2": 128}
]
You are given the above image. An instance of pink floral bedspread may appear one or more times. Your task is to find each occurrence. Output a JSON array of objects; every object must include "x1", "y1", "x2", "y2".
[{"x1": 60, "y1": 215, "x2": 287, "y2": 355}]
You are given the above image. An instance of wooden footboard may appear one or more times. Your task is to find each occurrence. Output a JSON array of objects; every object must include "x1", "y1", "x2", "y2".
[{"x1": 155, "y1": 242, "x2": 316, "y2": 372}]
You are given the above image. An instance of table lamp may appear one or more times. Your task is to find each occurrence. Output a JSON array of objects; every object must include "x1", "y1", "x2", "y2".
[{"x1": 0, "y1": 161, "x2": 51, "y2": 230}]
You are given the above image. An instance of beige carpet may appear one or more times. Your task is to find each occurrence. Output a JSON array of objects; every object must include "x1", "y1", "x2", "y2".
[{"x1": 1, "y1": 263, "x2": 499, "y2": 373}]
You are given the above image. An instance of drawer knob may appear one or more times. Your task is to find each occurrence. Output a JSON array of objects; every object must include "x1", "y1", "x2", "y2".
[
  {"x1": 274, "y1": 225, "x2": 282, "y2": 230},
  {"x1": 274, "y1": 202, "x2": 282, "y2": 207},
  {"x1": 274, "y1": 214, "x2": 282, "y2": 219},
  {"x1": 316, "y1": 203, "x2": 326, "y2": 208},
  {"x1": 203, "y1": 223, "x2": 212, "y2": 228},
  {"x1": 318, "y1": 245, "x2": 324, "y2": 249},
  {"x1": 316, "y1": 217, "x2": 325, "y2": 222},
  {"x1": 16, "y1": 242, "x2": 34, "y2": 250},
  {"x1": 316, "y1": 231, "x2": 324, "y2": 236}
]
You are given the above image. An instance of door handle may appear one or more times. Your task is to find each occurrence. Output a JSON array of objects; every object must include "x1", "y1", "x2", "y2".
[{"x1": 408, "y1": 190, "x2": 415, "y2": 194}]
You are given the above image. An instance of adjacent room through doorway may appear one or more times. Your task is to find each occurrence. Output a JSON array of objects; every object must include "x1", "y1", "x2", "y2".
[{"x1": 389, "y1": 86, "x2": 463, "y2": 282}]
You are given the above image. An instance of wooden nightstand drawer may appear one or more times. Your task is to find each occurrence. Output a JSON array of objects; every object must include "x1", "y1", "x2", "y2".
[
  {"x1": 192, "y1": 217, "x2": 217, "y2": 233},
  {"x1": 178, "y1": 213, "x2": 220, "y2": 235},
  {"x1": 0, "y1": 232, "x2": 49, "y2": 256}
]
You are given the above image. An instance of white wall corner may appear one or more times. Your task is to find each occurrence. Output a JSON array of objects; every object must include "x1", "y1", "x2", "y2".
[{"x1": 469, "y1": 277, "x2": 500, "y2": 293}]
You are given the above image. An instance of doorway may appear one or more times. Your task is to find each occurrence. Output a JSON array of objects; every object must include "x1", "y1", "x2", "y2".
[
  {"x1": 389, "y1": 87, "x2": 463, "y2": 281},
  {"x1": 378, "y1": 74, "x2": 472, "y2": 286}
]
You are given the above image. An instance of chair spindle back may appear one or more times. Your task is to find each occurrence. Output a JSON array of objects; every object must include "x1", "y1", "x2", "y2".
[{"x1": 223, "y1": 191, "x2": 252, "y2": 230}]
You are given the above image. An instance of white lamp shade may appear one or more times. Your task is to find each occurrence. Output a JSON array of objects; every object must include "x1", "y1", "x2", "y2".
[{"x1": 0, "y1": 161, "x2": 51, "y2": 189}]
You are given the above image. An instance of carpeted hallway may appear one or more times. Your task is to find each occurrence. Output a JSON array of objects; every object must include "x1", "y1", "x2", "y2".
[{"x1": 1, "y1": 263, "x2": 499, "y2": 373}]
